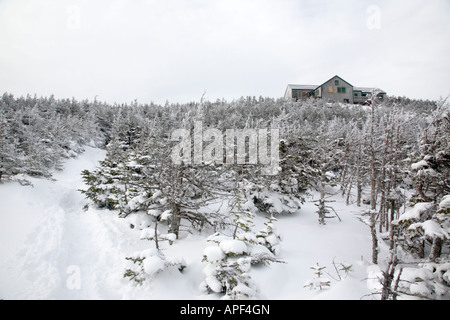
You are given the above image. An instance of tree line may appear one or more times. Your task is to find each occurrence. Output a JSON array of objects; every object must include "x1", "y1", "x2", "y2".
[{"x1": 1, "y1": 91, "x2": 448, "y2": 299}]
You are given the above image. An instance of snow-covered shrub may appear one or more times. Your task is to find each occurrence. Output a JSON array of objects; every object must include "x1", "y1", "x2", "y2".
[
  {"x1": 408, "y1": 100, "x2": 449, "y2": 204},
  {"x1": 124, "y1": 210, "x2": 185, "y2": 285},
  {"x1": 250, "y1": 186, "x2": 304, "y2": 216},
  {"x1": 435, "y1": 195, "x2": 450, "y2": 238},
  {"x1": 395, "y1": 263, "x2": 450, "y2": 299},
  {"x1": 243, "y1": 179, "x2": 305, "y2": 216},
  {"x1": 128, "y1": 212, "x2": 153, "y2": 230},
  {"x1": 396, "y1": 202, "x2": 436, "y2": 259},
  {"x1": 140, "y1": 227, "x2": 177, "y2": 246},
  {"x1": 304, "y1": 263, "x2": 331, "y2": 291},
  {"x1": 304, "y1": 259, "x2": 352, "y2": 291},
  {"x1": 200, "y1": 199, "x2": 284, "y2": 299},
  {"x1": 229, "y1": 196, "x2": 255, "y2": 240},
  {"x1": 255, "y1": 215, "x2": 282, "y2": 256},
  {"x1": 124, "y1": 249, "x2": 186, "y2": 285},
  {"x1": 80, "y1": 140, "x2": 131, "y2": 211},
  {"x1": 396, "y1": 199, "x2": 449, "y2": 261},
  {"x1": 200, "y1": 233, "x2": 258, "y2": 299},
  {"x1": 199, "y1": 198, "x2": 268, "y2": 299}
]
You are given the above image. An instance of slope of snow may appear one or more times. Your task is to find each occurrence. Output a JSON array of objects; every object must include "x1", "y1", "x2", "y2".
[
  {"x1": 0, "y1": 147, "x2": 378, "y2": 300},
  {"x1": 250, "y1": 196, "x2": 374, "y2": 300}
]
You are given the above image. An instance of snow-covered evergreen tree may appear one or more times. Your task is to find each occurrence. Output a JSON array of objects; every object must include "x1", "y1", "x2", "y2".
[
  {"x1": 409, "y1": 100, "x2": 450, "y2": 204},
  {"x1": 304, "y1": 263, "x2": 331, "y2": 290},
  {"x1": 124, "y1": 248, "x2": 186, "y2": 285},
  {"x1": 80, "y1": 139, "x2": 129, "y2": 211},
  {"x1": 200, "y1": 192, "x2": 283, "y2": 299},
  {"x1": 256, "y1": 214, "x2": 282, "y2": 256},
  {"x1": 200, "y1": 232, "x2": 258, "y2": 299}
]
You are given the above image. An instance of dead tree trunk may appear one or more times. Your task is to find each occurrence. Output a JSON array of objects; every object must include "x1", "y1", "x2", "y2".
[
  {"x1": 169, "y1": 204, "x2": 182, "y2": 239},
  {"x1": 346, "y1": 174, "x2": 354, "y2": 205},
  {"x1": 370, "y1": 210, "x2": 378, "y2": 264},
  {"x1": 429, "y1": 236, "x2": 443, "y2": 262},
  {"x1": 318, "y1": 176, "x2": 327, "y2": 225},
  {"x1": 370, "y1": 103, "x2": 377, "y2": 211},
  {"x1": 356, "y1": 142, "x2": 363, "y2": 207},
  {"x1": 381, "y1": 227, "x2": 398, "y2": 300},
  {"x1": 340, "y1": 164, "x2": 348, "y2": 196},
  {"x1": 168, "y1": 165, "x2": 185, "y2": 239},
  {"x1": 154, "y1": 218, "x2": 160, "y2": 251},
  {"x1": 418, "y1": 239, "x2": 425, "y2": 259},
  {"x1": 378, "y1": 128, "x2": 391, "y2": 233}
]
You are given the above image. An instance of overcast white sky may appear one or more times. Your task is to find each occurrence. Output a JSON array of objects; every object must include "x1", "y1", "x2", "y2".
[{"x1": 1, "y1": 0, "x2": 449, "y2": 105}]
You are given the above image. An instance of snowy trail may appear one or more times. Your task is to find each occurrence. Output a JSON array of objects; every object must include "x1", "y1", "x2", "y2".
[{"x1": 0, "y1": 147, "x2": 130, "y2": 299}]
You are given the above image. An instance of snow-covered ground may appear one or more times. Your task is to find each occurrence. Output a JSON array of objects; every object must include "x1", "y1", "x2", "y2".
[{"x1": 0, "y1": 147, "x2": 379, "y2": 300}]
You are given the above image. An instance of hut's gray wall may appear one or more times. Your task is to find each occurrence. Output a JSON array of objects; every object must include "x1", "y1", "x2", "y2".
[{"x1": 319, "y1": 76, "x2": 354, "y2": 104}]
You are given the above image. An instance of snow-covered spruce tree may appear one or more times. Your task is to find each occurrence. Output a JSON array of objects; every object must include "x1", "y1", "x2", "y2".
[
  {"x1": 233, "y1": 170, "x2": 300, "y2": 217},
  {"x1": 200, "y1": 195, "x2": 282, "y2": 299},
  {"x1": 232, "y1": 135, "x2": 313, "y2": 218},
  {"x1": 109, "y1": 107, "x2": 143, "y2": 149},
  {"x1": 409, "y1": 100, "x2": 450, "y2": 204},
  {"x1": 200, "y1": 196, "x2": 256, "y2": 299},
  {"x1": 304, "y1": 263, "x2": 331, "y2": 291},
  {"x1": 136, "y1": 138, "x2": 225, "y2": 238},
  {"x1": 124, "y1": 248, "x2": 186, "y2": 285},
  {"x1": 139, "y1": 209, "x2": 177, "y2": 249},
  {"x1": 431, "y1": 195, "x2": 450, "y2": 261},
  {"x1": 378, "y1": 223, "x2": 449, "y2": 300},
  {"x1": 124, "y1": 210, "x2": 186, "y2": 285},
  {"x1": 278, "y1": 136, "x2": 319, "y2": 194},
  {"x1": 266, "y1": 134, "x2": 318, "y2": 214},
  {"x1": 81, "y1": 103, "x2": 163, "y2": 214},
  {"x1": 0, "y1": 111, "x2": 21, "y2": 181},
  {"x1": 6, "y1": 106, "x2": 52, "y2": 178},
  {"x1": 121, "y1": 134, "x2": 192, "y2": 284},
  {"x1": 398, "y1": 204, "x2": 432, "y2": 255},
  {"x1": 80, "y1": 138, "x2": 129, "y2": 211},
  {"x1": 229, "y1": 194, "x2": 284, "y2": 262},
  {"x1": 393, "y1": 262, "x2": 450, "y2": 299},
  {"x1": 255, "y1": 214, "x2": 282, "y2": 256},
  {"x1": 395, "y1": 194, "x2": 449, "y2": 262},
  {"x1": 201, "y1": 234, "x2": 257, "y2": 300},
  {"x1": 229, "y1": 195, "x2": 255, "y2": 241}
]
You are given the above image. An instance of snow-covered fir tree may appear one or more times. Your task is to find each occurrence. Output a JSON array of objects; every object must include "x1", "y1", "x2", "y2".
[{"x1": 200, "y1": 193, "x2": 284, "y2": 299}]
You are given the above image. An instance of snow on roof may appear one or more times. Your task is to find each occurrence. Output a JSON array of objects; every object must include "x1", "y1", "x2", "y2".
[
  {"x1": 317, "y1": 75, "x2": 354, "y2": 89},
  {"x1": 354, "y1": 87, "x2": 386, "y2": 94},
  {"x1": 287, "y1": 84, "x2": 318, "y2": 90},
  {"x1": 286, "y1": 84, "x2": 386, "y2": 94}
]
